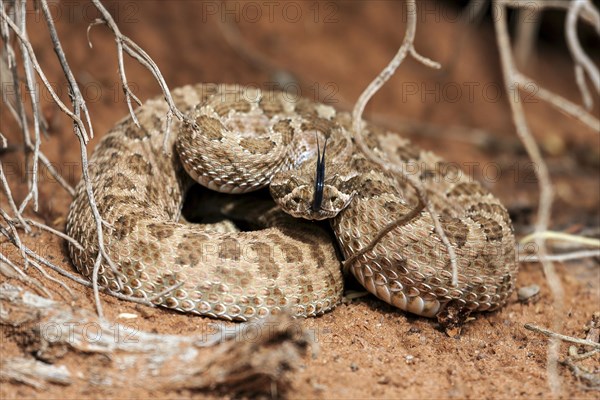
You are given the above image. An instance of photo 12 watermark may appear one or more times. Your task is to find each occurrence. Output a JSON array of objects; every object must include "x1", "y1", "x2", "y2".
[{"x1": 199, "y1": 1, "x2": 339, "y2": 24}]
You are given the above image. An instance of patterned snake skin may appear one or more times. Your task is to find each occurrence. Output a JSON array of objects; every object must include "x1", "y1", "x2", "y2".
[{"x1": 66, "y1": 84, "x2": 517, "y2": 326}]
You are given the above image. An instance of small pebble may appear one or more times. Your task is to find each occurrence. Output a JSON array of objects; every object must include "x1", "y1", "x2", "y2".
[
  {"x1": 377, "y1": 376, "x2": 390, "y2": 385},
  {"x1": 116, "y1": 312, "x2": 138, "y2": 319},
  {"x1": 350, "y1": 362, "x2": 359, "y2": 372},
  {"x1": 518, "y1": 284, "x2": 540, "y2": 302}
]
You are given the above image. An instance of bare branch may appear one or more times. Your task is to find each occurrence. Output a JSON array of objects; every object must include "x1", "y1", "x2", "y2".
[
  {"x1": 0, "y1": 357, "x2": 71, "y2": 389},
  {"x1": 514, "y1": 73, "x2": 599, "y2": 131},
  {"x1": 0, "y1": 210, "x2": 29, "y2": 269},
  {"x1": 89, "y1": 0, "x2": 188, "y2": 152},
  {"x1": 501, "y1": 0, "x2": 600, "y2": 27},
  {"x1": 0, "y1": 225, "x2": 156, "y2": 308},
  {"x1": 519, "y1": 249, "x2": 600, "y2": 263},
  {"x1": 21, "y1": 218, "x2": 85, "y2": 252},
  {"x1": 520, "y1": 231, "x2": 600, "y2": 248},
  {"x1": 490, "y1": 0, "x2": 600, "y2": 392},
  {"x1": 350, "y1": 0, "x2": 458, "y2": 287},
  {"x1": 0, "y1": 6, "x2": 123, "y2": 320},
  {"x1": 0, "y1": 283, "x2": 309, "y2": 396},
  {"x1": 566, "y1": 0, "x2": 599, "y2": 110},
  {"x1": 39, "y1": 0, "x2": 94, "y2": 141},
  {"x1": 0, "y1": 254, "x2": 52, "y2": 298},
  {"x1": 87, "y1": 3, "x2": 142, "y2": 127},
  {"x1": 343, "y1": 197, "x2": 425, "y2": 273},
  {"x1": 38, "y1": 152, "x2": 76, "y2": 196},
  {"x1": 525, "y1": 324, "x2": 600, "y2": 349},
  {"x1": 515, "y1": 6, "x2": 542, "y2": 65},
  {"x1": 0, "y1": 163, "x2": 30, "y2": 231},
  {"x1": 14, "y1": 0, "x2": 41, "y2": 213}
]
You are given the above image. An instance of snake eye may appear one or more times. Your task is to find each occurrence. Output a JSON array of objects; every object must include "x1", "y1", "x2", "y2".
[{"x1": 292, "y1": 196, "x2": 301, "y2": 204}]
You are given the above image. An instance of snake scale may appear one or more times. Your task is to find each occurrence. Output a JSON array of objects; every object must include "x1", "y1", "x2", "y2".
[{"x1": 66, "y1": 83, "x2": 517, "y2": 327}]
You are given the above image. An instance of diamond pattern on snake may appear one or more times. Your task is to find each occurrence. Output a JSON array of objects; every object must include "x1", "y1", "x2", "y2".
[{"x1": 66, "y1": 83, "x2": 517, "y2": 326}]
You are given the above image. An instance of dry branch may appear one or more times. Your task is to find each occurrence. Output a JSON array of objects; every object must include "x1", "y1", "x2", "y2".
[
  {"x1": 0, "y1": 283, "x2": 310, "y2": 396},
  {"x1": 494, "y1": 0, "x2": 600, "y2": 394},
  {"x1": 525, "y1": 317, "x2": 600, "y2": 389},
  {"x1": 349, "y1": 0, "x2": 463, "y2": 287},
  {"x1": 89, "y1": 0, "x2": 188, "y2": 151},
  {"x1": 0, "y1": 0, "x2": 193, "y2": 319},
  {"x1": 494, "y1": 1, "x2": 562, "y2": 393},
  {"x1": 525, "y1": 323, "x2": 600, "y2": 349},
  {"x1": 0, "y1": 357, "x2": 71, "y2": 389},
  {"x1": 1, "y1": 0, "x2": 116, "y2": 318}
]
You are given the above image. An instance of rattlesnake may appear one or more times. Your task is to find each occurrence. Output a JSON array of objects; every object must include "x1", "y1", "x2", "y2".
[{"x1": 66, "y1": 83, "x2": 517, "y2": 326}]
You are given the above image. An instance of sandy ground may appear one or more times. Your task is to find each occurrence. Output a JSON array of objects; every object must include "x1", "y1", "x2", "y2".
[{"x1": 1, "y1": 1, "x2": 599, "y2": 399}]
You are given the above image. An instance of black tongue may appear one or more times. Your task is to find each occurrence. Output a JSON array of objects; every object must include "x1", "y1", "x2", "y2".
[{"x1": 312, "y1": 135, "x2": 328, "y2": 211}]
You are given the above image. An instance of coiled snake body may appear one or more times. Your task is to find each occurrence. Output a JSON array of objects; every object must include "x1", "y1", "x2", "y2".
[{"x1": 66, "y1": 84, "x2": 517, "y2": 326}]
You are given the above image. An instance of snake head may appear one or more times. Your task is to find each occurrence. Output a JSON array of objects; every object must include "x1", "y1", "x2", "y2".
[
  {"x1": 270, "y1": 170, "x2": 356, "y2": 221},
  {"x1": 270, "y1": 124, "x2": 357, "y2": 220}
]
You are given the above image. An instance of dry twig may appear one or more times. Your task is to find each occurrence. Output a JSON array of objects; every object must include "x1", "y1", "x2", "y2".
[
  {"x1": 494, "y1": 0, "x2": 600, "y2": 394},
  {"x1": 525, "y1": 320, "x2": 600, "y2": 389},
  {"x1": 0, "y1": 0, "x2": 194, "y2": 319},
  {"x1": 0, "y1": 283, "x2": 309, "y2": 396},
  {"x1": 525, "y1": 324, "x2": 600, "y2": 349},
  {"x1": 0, "y1": 2, "x2": 121, "y2": 318},
  {"x1": 89, "y1": 0, "x2": 188, "y2": 151},
  {"x1": 349, "y1": 0, "x2": 462, "y2": 287}
]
